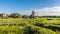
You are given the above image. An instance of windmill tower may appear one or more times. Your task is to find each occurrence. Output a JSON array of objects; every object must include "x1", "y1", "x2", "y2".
[
  {"x1": 32, "y1": 11, "x2": 35, "y2": 16},
  {"x1": 30, "y1": 11, "x2": 36, "y2": 18}
]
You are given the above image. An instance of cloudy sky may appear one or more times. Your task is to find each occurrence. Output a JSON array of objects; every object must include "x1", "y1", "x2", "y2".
[
  {"x1": 23, "y1": 6, "x2": 60, "y2": 16},
  {"x1": 0, "y1": 0, "x2": 60, "y2": 16}
]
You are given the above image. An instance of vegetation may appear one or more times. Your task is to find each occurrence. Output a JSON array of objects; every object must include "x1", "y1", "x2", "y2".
[
  {"x1": 9, "y1": 13, "x2": 22, "y2": 18},
  {"x1": 0, "y1": 18, "x2": 59, "y2": 34},
  {"x1": 0, "y1": 11, "x2": 60, "y2": 34}
]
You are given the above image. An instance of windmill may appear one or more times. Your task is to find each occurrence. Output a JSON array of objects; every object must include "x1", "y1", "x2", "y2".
[{"x1": 30, "y1": 10, "x2": 38, "y2": 18}]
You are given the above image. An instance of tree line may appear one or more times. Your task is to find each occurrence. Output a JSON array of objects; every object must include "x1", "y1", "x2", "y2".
[
  {"x1": 1, "y1": 11, "x2": 60, "y2": 18},
  {"x1": 2, "y1": 11, "x2": 37, "y2": 18}
]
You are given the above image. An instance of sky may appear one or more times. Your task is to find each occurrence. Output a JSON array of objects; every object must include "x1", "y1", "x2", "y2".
[{"x1": 0, "y1": 0, "x2": 60, "y2": 16}]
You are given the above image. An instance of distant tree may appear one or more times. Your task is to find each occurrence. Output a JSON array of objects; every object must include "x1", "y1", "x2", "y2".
[
  {"x1": 9, "y1": 13, "x2": 22, "y2": 18},
  {"x1": 22, "y1": 15, "x2": 29, "y2": 18}
]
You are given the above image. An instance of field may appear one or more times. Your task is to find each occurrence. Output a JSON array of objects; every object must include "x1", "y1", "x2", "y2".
[{"x1": 0, "y1": 18, "x2": 60, "y2": 34}]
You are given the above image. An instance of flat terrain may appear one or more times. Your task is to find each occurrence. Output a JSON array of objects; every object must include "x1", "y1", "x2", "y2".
[{"x1": 0, "y1": 18, "x2": 60, "y2": 34}]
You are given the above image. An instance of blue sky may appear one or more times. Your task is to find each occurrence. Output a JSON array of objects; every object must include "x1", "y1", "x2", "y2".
[{"x1": 0, "y1": 0, "x2": 60, "y2": 16}]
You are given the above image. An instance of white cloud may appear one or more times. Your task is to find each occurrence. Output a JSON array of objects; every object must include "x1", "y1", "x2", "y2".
[{"x1": 23, "y1": 6, "x2": 60, "y2": 16}]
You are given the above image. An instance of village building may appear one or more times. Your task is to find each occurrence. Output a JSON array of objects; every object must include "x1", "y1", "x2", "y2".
[{"x1": 0, "y1": 13, "x2": 8, "y2": 18}]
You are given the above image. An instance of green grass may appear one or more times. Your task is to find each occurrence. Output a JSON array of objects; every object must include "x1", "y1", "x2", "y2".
[{"x1": 0, "y1": 18, "x2": 59, "y2": 34}]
